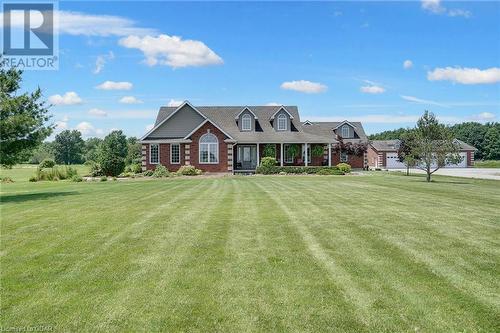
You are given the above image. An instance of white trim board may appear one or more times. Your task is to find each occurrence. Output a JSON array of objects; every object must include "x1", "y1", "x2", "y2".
[
  {"x1": 270, "y1": 106, "x2": 294, "y2": 120},
  {"x1": 182, "y1": 119, "x2": 235, "y2": 141},
  {"x1": 234, "y1": 106, "x2": 258, "y2": 120}
]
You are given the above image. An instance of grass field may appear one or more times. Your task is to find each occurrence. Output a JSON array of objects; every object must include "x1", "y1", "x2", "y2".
[
  {"x1": 474, "y1": 160, "x2": 500, "y2": 168},
  {"x1": 1, "y1": 170, "x2": 499, "y2": 332}
]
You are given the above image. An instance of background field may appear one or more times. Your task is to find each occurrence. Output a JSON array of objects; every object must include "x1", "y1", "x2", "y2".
[{"x1": 1, "y1": 171, "x2": 499, "y2": 332}]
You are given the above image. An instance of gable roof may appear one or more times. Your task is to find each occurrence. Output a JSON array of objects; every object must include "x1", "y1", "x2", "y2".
[
  {"x1": 234, "y1": 107, "x2": 258, "y2": 120},
  {"x1": 333, "y1": 120, "x2": 357, "y2": 129},
  {"x1": 270, "y1": 106, "x2": 294, "y2": 120},
  {"x1": 302, "y1": 121, "x2": 368, "y2": 142}
]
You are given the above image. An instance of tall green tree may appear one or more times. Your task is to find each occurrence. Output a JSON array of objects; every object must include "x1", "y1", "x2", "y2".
[
  {"x1": 53, "y1": 130, "x2": 85, "y2": 164},
  {"x1": 397, "y1": 130, "x2": 419, "y2": 176},
  {"x1": 28, "y1": 141, "x2": 55, "y2": 164},
  {"x1": 449, "y1": 122, "x2": 488, "y2": 159},
  {"x1": 483, "y1": 126, "x2": 500, "y2": 160},
  {"x1": 0, "y1": 59, "x2": 53, "y2": 167},
  {"x1": 84, "y1": 137, "x2": 103, "y2": 163},
  {"x1": 413, "y1": 111, "x2": 461, "y2": 182},
  {"x1": 98, "y1": 130, "x2": 128, "y2": 176},
  {"x1": 125, "y1": 136, "x2": 142, "y2": 166}
]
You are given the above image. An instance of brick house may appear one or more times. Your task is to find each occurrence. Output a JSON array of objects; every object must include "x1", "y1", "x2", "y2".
[
  {"x1": 141, "y1": 101, "x2": 369, "y2": 173},
  {"x1": 368, "y1": 139, "x2": 477, "y2": 169}
]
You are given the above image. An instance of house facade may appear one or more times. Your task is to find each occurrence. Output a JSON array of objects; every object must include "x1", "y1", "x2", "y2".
[
  {"x1": 141, "y1": 101, "x2": 369, "y2": 173},
  {"x1": 368, "y1": 139, "x2": 477, "y2": 169}
]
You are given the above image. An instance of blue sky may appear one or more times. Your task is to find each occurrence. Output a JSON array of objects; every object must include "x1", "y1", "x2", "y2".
[{"x1": 12, "y1": 0, "x2": 500, "y2": 137}]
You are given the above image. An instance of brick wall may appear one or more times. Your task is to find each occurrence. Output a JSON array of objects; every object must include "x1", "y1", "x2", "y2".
[
  {"x1": 188, "y1": 122, "x2": 228, "y2": 173},
  {"x1": 331, "y1": 153, "x2": 364, "y2": 168},
  {"x1": 142, "y1": 143, "x2": 185, "y2": 171}
]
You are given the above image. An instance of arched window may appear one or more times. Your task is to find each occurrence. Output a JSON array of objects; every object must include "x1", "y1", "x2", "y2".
[
  {"x1": 199, "y1": 133, "x2": 218, "y2": 163},
  {"x1": 341, "y1": 125, "x2": 350, "y2": 138},
  {"x1": 241, "y1": 114, "x2": 252, "y2": 131},
  {"x1": 277, "y1": 113, "x2": 287, "y2": 131}
]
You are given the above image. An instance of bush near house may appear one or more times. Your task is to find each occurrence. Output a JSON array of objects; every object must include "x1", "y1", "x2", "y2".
[
  {"x1": 177, "y1": 165, "x2": 202, "y2": 176},
  {"x1": 256, "y1": 165, "x2": 344, "y2": 175},
  {"x1": 336, "y1": 163, "x2": 352, "y2": 174},
  {"x1": 152, "y1": 165, "x2": 170, "y2": 178}
]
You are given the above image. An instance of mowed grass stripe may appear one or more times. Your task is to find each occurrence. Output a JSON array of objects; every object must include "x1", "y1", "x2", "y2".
[{"x1": 261, "y1": 176, "x2": 499, "y2": 331}]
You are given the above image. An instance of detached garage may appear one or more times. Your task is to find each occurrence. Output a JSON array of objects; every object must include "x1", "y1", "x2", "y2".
[{"x1": 368, "y1": 140, "x2": 476, "y2": 169}]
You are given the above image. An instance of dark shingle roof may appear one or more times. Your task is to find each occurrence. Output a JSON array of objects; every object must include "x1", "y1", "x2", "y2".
[
  {"x1": 371, "y1": 139, "x2": 477, "y2": 152},
  {"x1": 302, "y1": 121, "x2": 368, "y2": 143},
  {"x1": 154, "y1": 105, "x2": 343, "y2": 143}
]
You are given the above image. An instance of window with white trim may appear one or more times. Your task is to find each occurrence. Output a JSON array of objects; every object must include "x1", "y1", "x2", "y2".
[
  {"x1": 340, "y1": 151, "x2": 348, "y2": 162},
  {"x1": 199, "y1": 133, "x2": 219, "y2": 163},
  {"x1": 241, "y1": 114, "x2": 252, "y2": 131},
  {"x1": 341, "y1": 125, "x2": 350, "y2": 138},
  {"x1": 284, "y1": 144, "x2": 294, "y2": 163},
  {"x1": 170, "y1": 143, "x2": 180, "y2": 164},
  {"x1": 302, "y1": 144, "x2": 311, "y2": 164},
  {"x1": 277, "y1": 114, "x2": 287, "y2": 131},
  {"x1": 150, "y1": 144, "x2": 159, "y2": 164}
]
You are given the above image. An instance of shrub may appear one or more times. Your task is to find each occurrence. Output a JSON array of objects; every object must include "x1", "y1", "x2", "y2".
[
  {"x1": 312, "y1": 145, "x2": 325, "y2": 157},
  {"x1": 152, "y1": 165, "x2": 170, "y2": 178},
  {"x1": 88, "y1": 162, "x2": 104, "y2": 177},
  {"x1": 255, "y1": 166, "x2": 342, "y2": 175},
  {"x1": 336, "y1": 163, "x2": 352, "y2": 174},
  {"x1": 262, "y1": 144, "x2": 276, "y2": 158},
  {"x1": 71, "y1": 175, "x2": 83, "y2": 182},
  {"x1": 260, "y1": 157, "x2": 277, "y2": 168},
  {"x1": 1, "y1": 177, "x2": 14, "y2": 183},
  {"x1": 29, "y1": 176, "x2": 37, "y2": 182},
  {"x1": 126, "y1": 163, "x2": 142, "y2": 174},
  {"x1": 143, "y1": 169, "x2": 154, "y2": 177},
  {"x1": 38, "y1": 158, "x2": 55, "y2": 169},
  {"x1": 33, "y1": 166, "x2": 78, "y2": 181},
  {"x1": 177, "y1": 165, "x2": 202, "y2": 176},
  {"x1": 100, "y1": 176, "x2": 108, "y2": 182}
]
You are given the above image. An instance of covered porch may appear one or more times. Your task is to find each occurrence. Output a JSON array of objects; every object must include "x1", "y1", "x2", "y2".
[{"x1": 233, "y1": 143, "x2": 335, "y2": 171}]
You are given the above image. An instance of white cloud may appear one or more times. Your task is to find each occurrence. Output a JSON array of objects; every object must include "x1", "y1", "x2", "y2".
[
  {"x1": 403, "y1": 60, "x2": 413, "y2": 69},
  {"x1": 2, "y1": 10, "x2": 157, "y2": 36},
  {"x1": 360, "y1": 85, "x2": 385, "y2": 94},
  {"x1": 119, "y1": 34, "x2": 223, "y2": 68},
  {"x1": 55, "y1": 120, "x2": 68, "y2": 131},
  {"x1": 472, "y1": 112, "x2": 496, "y2": 121},
  {"x1": 95, "y1": 81, "x2": 133, "y2": 90},
  {"x1": 48, "y1": 92, "x2": 83, "y2": 105},
  {"x1": 167, "y1": 99, "x2": 183, "y2": 107},
  {"x1": 265, "y1": 102, "x2": 281, "y2": 106},
  {"x1": 421, "y1": 0, "x2": 471, "y2": 18},
  {"x1": 280, "y1": 80, "x2": 327, "y2": 94},
  {"x1": 145, "y1": 124, "x2": 154, "y2": 131},
  {"x1": 400, "y1": 95, "x2": 449, "y2": 108},
  {"x1": 93, "y1": 51, "x2": 115, "y2": 74},
  {"x1": 75, "y1": 121, "x2": 96, "y2": 135},
  {"x1": 427, "y1": 67, "x2": 500, "y2": 85},
  {"x1": 88, "y1": 108, "x2": 107, "y2": 117},
  {"x1": 119, "y1": 96, "x2": 143, "y2": 104}
]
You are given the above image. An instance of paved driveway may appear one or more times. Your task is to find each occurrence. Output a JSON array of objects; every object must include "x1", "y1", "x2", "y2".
[{"x1": 390, "y1": 168, "x2": 500, "y2": 180}]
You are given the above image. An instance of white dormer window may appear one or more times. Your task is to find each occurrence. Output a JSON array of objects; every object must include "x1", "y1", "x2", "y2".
[
  {"x1": 241, "y1": 114, "x2": 252, "y2": 131},
  {"x1": 277, "y1": 114, "x2": 287, "y2": 131},
  {"x1": 341, "y1": 125, "x2": 350, "y2": 138}
]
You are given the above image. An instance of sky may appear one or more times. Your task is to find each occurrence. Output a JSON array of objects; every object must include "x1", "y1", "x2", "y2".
[{"x1": 5, "y1": 0, "x2": 500, "y2": 138}]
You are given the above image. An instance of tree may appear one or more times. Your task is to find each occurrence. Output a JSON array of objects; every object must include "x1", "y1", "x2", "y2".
[
  {"x1": 369, "y1": 127, "x2": 409, "y2": 140},
  {"x1": 125, "y1": 136, "x2": 141, "y2": 166},
  {"x1": 98, "y1": 130, "x2": 128, "y2": 176},
  {"x1": 84, "y1": 137, "x2": 102, "y2": 163},
  {"x1": 28, "y1": 141, "x2": 55, "y2": 164},
  {"x1": 0, "y1": 58, "x2": 53, "y2": 167},
  {"x1": 397, "y1": 130, "x2": 419, "y2": 176},
  {"x1": 53, "y1": 130, "x2": 84, "y2": 164},
  {"x1": 412, "y1": 111, "x2": 461, "y2": 182},
  {"x1": 483, "y1": 126, "x2": 500, "y2": 160},
  {"x1": 449, "y1": 122, "x2": 488, "y2": 159}
]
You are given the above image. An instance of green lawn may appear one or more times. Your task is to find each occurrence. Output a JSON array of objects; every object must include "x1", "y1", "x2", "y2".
[
  {"x1": 1, "y1": 172, "x2": 499, "y2": 332},
  {"x1": 474, "y1": 160, "x2": 500, "y2": 168}
]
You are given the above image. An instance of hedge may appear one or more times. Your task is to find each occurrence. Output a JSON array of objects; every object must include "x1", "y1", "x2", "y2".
[{"x1": 255, "y1": 165, "x2": 344, "y2": 175}]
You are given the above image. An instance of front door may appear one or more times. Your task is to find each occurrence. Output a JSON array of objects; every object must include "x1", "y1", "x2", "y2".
[{"x1": 238, "y1": 145, "x2": 257, "y2": 170}]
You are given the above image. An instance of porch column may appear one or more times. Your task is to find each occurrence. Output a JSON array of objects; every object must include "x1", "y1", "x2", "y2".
[
  {"x1": 328, "y1": 143, "x2": 332, "y2": 167},
  {"x1": 256, "y1": 144, "x2": 260, "y2": 167},
  {"x1": 280, "y1": 143, "x2": 284, "y2": 166},
  {"x1": 304, "y1": 143, "x2": 308, "y2": 166}
]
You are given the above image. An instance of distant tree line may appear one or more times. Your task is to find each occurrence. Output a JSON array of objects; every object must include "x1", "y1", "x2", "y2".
[{"x1": 369, "y1": 122, "x2": 500, "y2": 160}]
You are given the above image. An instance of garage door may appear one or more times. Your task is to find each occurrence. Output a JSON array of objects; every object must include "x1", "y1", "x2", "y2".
[
  {"x1": 446, "y1": 152, "x2": 467, "y2": 168},
  {"x1": 386, "y1": 153, "x2": 406, "y2": 169}
]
